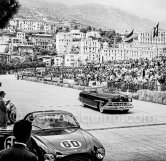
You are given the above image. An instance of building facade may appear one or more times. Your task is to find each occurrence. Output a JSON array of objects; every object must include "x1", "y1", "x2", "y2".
[
  {"x1": 53, "y1": 56, "x2": 63, "y2": 66},
  {"x1": 80, "y1": 38, "x2": 101, "y2": 54},
  {"x1": 0, "y1": 53, "x2": 11, "y2": 63},
  {"x1": 138, "y1": 29, "x2": 166, "y2": 46},
  {"x1": 56, "y1": 32, "x2": 73, "y2": 55},
  {"x1": 31, "y1": 34, "x2": 53, "y2": 51}
]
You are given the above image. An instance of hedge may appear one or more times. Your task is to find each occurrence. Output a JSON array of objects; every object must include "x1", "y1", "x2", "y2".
[{"x1": 130, "y1": 90, "x2": 166, "y2": 105}]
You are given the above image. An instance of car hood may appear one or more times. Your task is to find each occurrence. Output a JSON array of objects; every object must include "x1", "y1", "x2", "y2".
[
  {"x1": 94, "y1": 93, "x2": 129, "y2": 101},
  {"x1": 35, "y1": 128, "x2": 88, "y2": 151}
]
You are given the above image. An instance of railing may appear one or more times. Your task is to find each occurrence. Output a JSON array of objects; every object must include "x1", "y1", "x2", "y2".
[{"x1": 22, "y1": 75, "x2": 166, "y2": 92}]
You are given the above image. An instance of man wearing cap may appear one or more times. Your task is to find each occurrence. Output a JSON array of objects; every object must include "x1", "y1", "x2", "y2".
[{"x1": 0, "y1": 91, "x2": 8, "y2": 129}]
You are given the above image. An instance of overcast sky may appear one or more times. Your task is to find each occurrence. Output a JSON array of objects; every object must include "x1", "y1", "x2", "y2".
[{"x1": 53, "y1": 0, "x2": 166, "y2": 22}]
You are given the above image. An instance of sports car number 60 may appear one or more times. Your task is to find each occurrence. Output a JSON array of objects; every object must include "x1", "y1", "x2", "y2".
[
  {"x1": 4, "y1": 136, "x2": 16, "y2": 149},
  {"x1": 60, "y1": 140, "x2": 81, "y2": 149}
]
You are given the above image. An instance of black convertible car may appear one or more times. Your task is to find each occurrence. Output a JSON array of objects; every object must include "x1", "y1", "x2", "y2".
[
  {"x1": 0, "y1": 110, "x2": 105, "y2": 161},
  {"x1": 79, "y1": 87, "x2": 133, "y2": 113}
]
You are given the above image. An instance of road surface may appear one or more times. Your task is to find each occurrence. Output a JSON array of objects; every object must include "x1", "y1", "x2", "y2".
[{"x1": 1, "y1": 75, "x2": 166, "y2": 161}]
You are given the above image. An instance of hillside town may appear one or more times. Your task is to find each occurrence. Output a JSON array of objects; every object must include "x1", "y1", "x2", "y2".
[
  {"x1": 1, "y1": 1, "x2": 166, "y2": 161},
  {"x1": 0, "y1": 17, "x2": 166, "y2": 92},
  {"x1": 0, "y1": 17, "x2": 165, "y2": 70}
]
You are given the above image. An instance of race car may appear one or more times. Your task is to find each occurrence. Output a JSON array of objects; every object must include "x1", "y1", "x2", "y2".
[
  {"x1": 0, "y1": 110, "x2": 105, "y2": 161},
  {"x1": 79, "y1": 87, "x2": 133, "y2": 113}
]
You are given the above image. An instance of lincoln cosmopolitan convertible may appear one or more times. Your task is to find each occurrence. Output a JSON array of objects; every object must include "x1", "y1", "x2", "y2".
[
  {"x1": 0, "y1": 110, "x2": 105, "y2": 161},
  {"x1": 79, "y1": 87, "x2": 133, "y2": 113}
]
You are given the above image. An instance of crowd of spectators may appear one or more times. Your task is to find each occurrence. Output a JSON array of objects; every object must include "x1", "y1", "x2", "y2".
[
  {"x1": 23, "y1": 56, "x2": 166, "y2": 92},
  {"x1": 50, "y1": 57, "x2": 166, "y2": 91}
]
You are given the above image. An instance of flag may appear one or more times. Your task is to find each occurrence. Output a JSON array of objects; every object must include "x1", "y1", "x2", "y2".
[
  {"x1": 126, "y1": 29, "x2": 134, "y2": 38},
  {"x1": 124, "y1": 38, "x2": 134, "y2": 43},
  {"x1": 124, "y1": 29, "x2": 134, "y2": 43},
  {"x1": 153, "y1": 27, "x2": 156, "y2": 38},
  {"x1": 156, "y1": 22, "x2": 159, "y2": 37},
  {"x1": 153, "y1": 22, "x2": 159, "y2": 38}
]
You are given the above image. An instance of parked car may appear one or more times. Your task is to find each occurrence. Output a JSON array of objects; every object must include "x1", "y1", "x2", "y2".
[
  {"x1": 79, "y1": 87, "x2": 133, "y2": 113},
  {"x1": 0, "y1": 110, "x2": 105, "y2": 161}
]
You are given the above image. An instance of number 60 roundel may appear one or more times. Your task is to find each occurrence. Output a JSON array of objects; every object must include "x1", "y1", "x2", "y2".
[{"x1": 60, "y1": 140, "x2": 82, "y2": 149}]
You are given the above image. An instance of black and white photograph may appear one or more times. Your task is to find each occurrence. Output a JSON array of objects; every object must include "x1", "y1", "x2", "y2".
[{"x1": 0, "y1": 0, "x2": 166, "y2": 160}]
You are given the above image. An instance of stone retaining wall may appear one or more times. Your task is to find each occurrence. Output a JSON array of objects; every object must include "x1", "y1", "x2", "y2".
[{"x1": 23, "y1": 76, "x2": 166, "y2": 105}]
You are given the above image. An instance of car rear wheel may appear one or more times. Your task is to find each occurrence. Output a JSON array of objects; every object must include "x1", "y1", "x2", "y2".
[{"x1": 98, "y1": 102, "x2": 105, "y2": 113}]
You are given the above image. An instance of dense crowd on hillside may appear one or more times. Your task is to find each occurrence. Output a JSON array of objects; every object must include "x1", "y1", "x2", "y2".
[
  {"x1": 22, "y1": 56, "x2": 166, "y2": 91},
  {"x1": 56, "y1": 57, "x2": 166, "y2": 91}
]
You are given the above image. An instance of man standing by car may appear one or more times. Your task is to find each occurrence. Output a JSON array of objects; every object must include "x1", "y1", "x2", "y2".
[
  {"x1": 0, "y1": 120, "x2": 38, "y2": 161},
  {"x1": 0, "y1": 91, "x2": 8, "y2": 129}
]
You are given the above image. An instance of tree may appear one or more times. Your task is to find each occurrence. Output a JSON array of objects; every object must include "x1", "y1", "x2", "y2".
[
  {"x1": 4, "y1": 46, "x2": 9, "y2": 53},
  {"x1": 0, "y1": 0, "x2": 20, "y2": 29},
  {"x1": 32, "y1": 54, "x2": 38, "y2": 61},
  {"x1": 99, "y1": 30, "x2": 106, "y2": 37},
  {"x1": 50, "y1": 51, "x2": 57, "y2": 56},
  {"x1": 65, "y1": 27, "x2": 70, "y2": 32},
  {"x1": 40, "y1": 50, "x2": 50, "y2": 55},
  {"x1": 24, "y1": 56, "x2": 32, "y2": 62},
  {"x1": 80, "y1": 28, "x2": 87, "y2": 33},
  {"x1": 115, "y1": 35, "x2": 122, "y2": 43},
  {"x1": 87, "y1": 26, "x2": 92, "y2": 32},
  {"x1": 73, "y1": 25, "x2": 78, "y2": 30}
]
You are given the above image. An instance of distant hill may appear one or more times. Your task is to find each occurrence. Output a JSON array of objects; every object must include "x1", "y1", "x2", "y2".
[{"x1": 16, "y1": 0, "x2": 165, "y2": 32}]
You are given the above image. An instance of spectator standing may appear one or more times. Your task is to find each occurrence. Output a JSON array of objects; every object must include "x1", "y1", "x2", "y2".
[{"x1": 0, "y1": 91, "x2": 8, "y2": 129}]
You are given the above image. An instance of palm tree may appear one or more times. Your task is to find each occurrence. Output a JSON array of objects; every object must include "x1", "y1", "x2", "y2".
[{"x1": 0, "y1": 0, "x2": 20, "y2": 29}]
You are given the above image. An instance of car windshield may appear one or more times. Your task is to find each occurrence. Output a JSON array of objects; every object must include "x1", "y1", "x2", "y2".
[
  {"x1": 27, "y1": 112, "x2": 79, "y2": 130},
  {"x1": 84, "y1": 88, "x2": 97, "y2": 93},
  {"x1": 84, "y1": 87, "x2": 119, "y2": 94}
]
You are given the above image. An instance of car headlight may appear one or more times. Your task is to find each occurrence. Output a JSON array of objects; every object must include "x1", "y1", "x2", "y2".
[
  {"x1": 44, "y1": 153, "x2": 55, "y2": 161},
  {"x1": 95, "y1": 147, "x2": 105, "y2": 160},
  {"x1": 128, "y1": 98, "x2": 132, "y2": 102}
]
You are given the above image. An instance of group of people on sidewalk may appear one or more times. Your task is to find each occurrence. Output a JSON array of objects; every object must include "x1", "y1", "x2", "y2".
[
  {"x1": 0, "y1": 89, "x2": 38, "y2": 161},
  {"x1": 0, "y1": 91, "x2": 8, "y2": 129}
]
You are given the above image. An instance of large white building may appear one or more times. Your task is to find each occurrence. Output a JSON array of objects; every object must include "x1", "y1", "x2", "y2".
[
  {"x1": 101, "y1": 28, "x2": 166, "y2": 62},
  {"x1": 80, "y1": 38, "x2": 101, "y2": 54},
  {"x1": 0, "y1": 53, "x2": 11, "y2": 63},
  {"x1": 53, "y1": 56, "x2": 63, "y2": 66},
  {"x1": 138, "y1": 29, "x2": 166, "y2": 46},
  {"x1": 56, "y1": 32, "x2": 73, "y2": 55},
  {"x1": 0, "y1": 35, "x2": 11, "y2": 53},
  {"x1": 86, "y1": 31, "x2": 101, "y2": 39},
  {"x1": 10, "y1": 32, "x2": 27, "y2": 53},
  {"x1": 64, "y1": 53, "x2": 80, "y2": 67},
  {"x1": 9, "y1": 18, "x2": 54, "y2": 33},
  {"x1": 71, "y1": 30, "x2": 85, "y2": 39},
  {"x1": 101, "y1": 40, "x2": 166, "y2": 62},
  {"x1": 31, "y1": 34, "x2": 53, "y2": 51}
]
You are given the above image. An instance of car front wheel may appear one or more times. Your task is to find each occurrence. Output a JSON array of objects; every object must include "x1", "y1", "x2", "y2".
[
  {"x1": 8, "y1": 111, "x2": 16, "y2": 124},
  {"x1": 98, "y1": 102, "x2": 105, "y2": 113}
]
